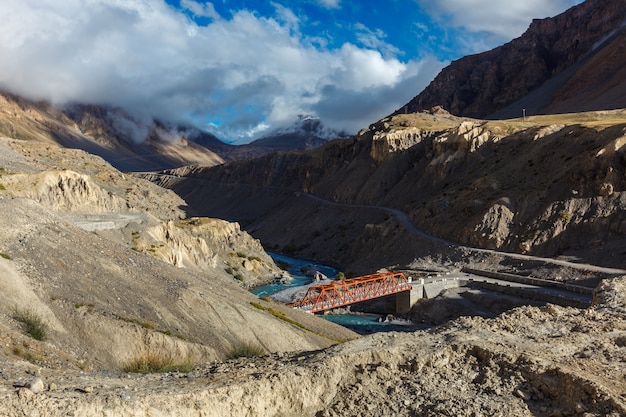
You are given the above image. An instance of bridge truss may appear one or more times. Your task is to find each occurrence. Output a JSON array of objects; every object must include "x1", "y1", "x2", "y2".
[{"x1": 292, "y1": 271, "x2": 412, "y2": 313}]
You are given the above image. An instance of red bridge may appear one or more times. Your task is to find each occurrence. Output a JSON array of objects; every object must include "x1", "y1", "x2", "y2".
[{"x1": 292, "y1": 271, "x2": 412, "y2": 313}]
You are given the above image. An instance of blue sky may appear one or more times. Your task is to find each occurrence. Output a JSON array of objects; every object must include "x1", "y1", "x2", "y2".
[{"x1": 0, "y1": 0, "x2": 582, "y2": 143}]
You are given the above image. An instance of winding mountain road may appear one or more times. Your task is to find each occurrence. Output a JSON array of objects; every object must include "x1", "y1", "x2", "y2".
[{"x1": 143, "y1": 172, "x2": 626, "y2": 276}]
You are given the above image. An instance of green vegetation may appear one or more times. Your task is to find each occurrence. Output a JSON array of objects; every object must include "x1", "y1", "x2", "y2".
[
  {"x1": 227, "y1": 342, "x2": 266, "y2": 359},
  {"x1": 114, "y1": 314, "x2": 156, "y2": 330},
  {"x1": 12, "y1": 343, "x2": 44, "y2": 364},
  {"x1": 0, "y1": 183, "x2": 5, "y2": 191},
  {"x1": 12, "y1": 307, "x2": 47, "y2": 341},
  {"x1": 74, "y1": 303, "x2": 96, "y2": 312},
  {"x1": 0, "y1": 253, "x2": 10, "y2": 260},
  {"x1": 250, "y1": 301, "x2": 265, "y2": 310},
  {"x1": 268, "y1": 308, "x2": 308, "y2": 330},
  {"x1": 122, "y1": 345, "x2": 194, "y2": 374},
  {"x1": 249, "y1": 302, "x2": 308, "y2": 331},
  {"x1": 225, "y1": 263, "x2": 243, "y2": 281},
  {"x1": 236, "y1": 251, "x2": 247, "y2": 258},
  {"x1": 337, "y1": 272, "x2": 346, "y2": 281},
  {"x1": 113, "y1": 314, "x2": 185, "y2": 340},
  {"x1": 249, "y1": 301, "x2": 349, "y2": 343}
]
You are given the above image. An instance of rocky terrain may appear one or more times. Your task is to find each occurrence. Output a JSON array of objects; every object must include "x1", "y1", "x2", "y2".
[
  {"x1": 0, "y1": 135, "x2": 356, "y2": 379},
  {"x1": 2, "y1": 1, "x2": 626, "y2": 414},
  {"x1": 2, "y1": 275, "x2": 626, "y2": 416},
  {"x1": 151, "y1": 110, "x2": 626, "y2": 275},
  {"x1": 397, "y1": 0, "x2": 626, "y2": 119},
  {"x1": 4, "y1": 109, "x2": 626, "y2": 417}
]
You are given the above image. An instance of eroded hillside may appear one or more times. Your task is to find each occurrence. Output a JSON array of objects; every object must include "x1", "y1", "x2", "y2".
[
  {"x1": 3, "y1": 275, "x2": 626, "y2": 416},
  {"x1": 154, "y1": 110, "x2": 626, "y2": 273},
  {"x1": 0, "y1": 136, "x2": 356, "y2": 373}
]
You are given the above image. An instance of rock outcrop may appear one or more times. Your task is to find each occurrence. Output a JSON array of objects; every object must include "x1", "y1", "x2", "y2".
[
  {"x1": 396, "y1": 0, "x2": 626, "y2": 118},
  {"x1": 2, "y1": 276, "x2": 626, "y2": 416},
  {"x1": 159, "y1": 111, "x2": 626, "y2": 272},
  {"x1": 4, "y1": 170, "x2": 127, "y2": 213},
  {"x1": 0, "y1": 136, "x2": 356, "y2": 373}
]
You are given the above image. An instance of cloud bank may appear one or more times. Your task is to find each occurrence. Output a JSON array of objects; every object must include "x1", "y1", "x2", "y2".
[
  {"x1": 417, "y1": 0, "x2": 582, "y2": 40},
  {"x1": 0, "y1": 0, "x2": 441, "y2": 143}
]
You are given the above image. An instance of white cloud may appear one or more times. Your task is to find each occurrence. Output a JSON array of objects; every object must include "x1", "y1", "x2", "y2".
[
  {"x1": 353, "y1": 23, "x2": 401, "y2": 58},
  {"x1": 181, "y1": 0, "x2": 221, "y2": 20},
  {"x1": 316, "y1": 0, "x2": 341, "y2": 9},
  {"x1": 0, "y1": 0, "x2": 440, "y2": 142},
  {"x1": 416, "y1": 0, "x2": 582, "y2": 39}
]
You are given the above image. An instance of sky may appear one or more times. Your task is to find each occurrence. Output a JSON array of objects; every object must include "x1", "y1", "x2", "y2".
[{"x1": 0, "y1": 0, "x2": 582, "y2": 144}]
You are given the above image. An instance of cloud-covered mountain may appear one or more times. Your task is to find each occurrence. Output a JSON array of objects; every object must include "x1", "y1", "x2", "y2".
[{"x1": 249, "y1": 115, "x2": 348, "y2": 151}]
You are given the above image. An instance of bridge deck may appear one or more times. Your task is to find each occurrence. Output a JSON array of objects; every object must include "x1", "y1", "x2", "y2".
[{"x1": 292, "y1": 271, "x2": 412, "y2": 313}]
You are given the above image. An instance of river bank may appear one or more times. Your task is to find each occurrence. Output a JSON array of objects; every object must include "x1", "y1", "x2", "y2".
[{"x1": 252, "y1": 253, "x2": 423, "y2": 334}]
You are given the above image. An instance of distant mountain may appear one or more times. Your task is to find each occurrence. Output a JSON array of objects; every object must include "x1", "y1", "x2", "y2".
[
  {"x1": 0, "y1": 92, "x2": 343, "y2": 171},
  {"x1": 396, "y1": 0, "x2": 626, "y2": 119},
  {"x1": 249, "y1": 115, "x2": 346, "y2": 151},
  {"x1": 0, "y1": 92, "x2": 225, "y2": 171}
]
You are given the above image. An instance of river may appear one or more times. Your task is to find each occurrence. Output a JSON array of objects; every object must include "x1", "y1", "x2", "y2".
[{"x1": 252, "y1": 253, "x2": 421, "y2": 334}]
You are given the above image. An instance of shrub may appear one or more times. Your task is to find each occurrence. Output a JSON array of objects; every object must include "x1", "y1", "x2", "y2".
[
  {"x1": 250, "y1": 301, "x2": 265, "y2": 310},
  {"x1": 12, "y1": 344, "x2": 44, "y2": 364},
  {"x1": 12, "y1": 307, "x2": 47, "y2": 341},
  {"x1": 122, "y1": 344, "x2": 194, "y2": 374},
  {"x1": 0, "y1": 253, "x2": 10, "y2": 260},
  {"x1": 227, "y1": 342, "x2": 265, "y2": 359}
]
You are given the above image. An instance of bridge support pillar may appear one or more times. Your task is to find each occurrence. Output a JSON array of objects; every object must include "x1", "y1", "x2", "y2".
[{"x1": 396, "y1": 285, "x2": 422, "y2": 314}]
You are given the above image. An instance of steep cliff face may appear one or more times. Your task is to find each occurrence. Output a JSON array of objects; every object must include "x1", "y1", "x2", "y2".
[
  {"x1": 159, "y1": 111, "x2": 626, "y2": 271},
  {"x1": 397, "y1": 0, "x2": 626, "y2": 118},
  {"x1": 139, "y1": 218, "x2": 282, "y2": 287}
]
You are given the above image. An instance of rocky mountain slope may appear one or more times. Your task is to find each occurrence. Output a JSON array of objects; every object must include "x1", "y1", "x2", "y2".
[
  {"x1": 0, "y1": 93, "x2": 226, "y2": 171},
  {"x1": 397, "y1": 0, "x2": 626, "y2": 119},
  {"x1": 0, "y1": 92, "x2": 336, "y2": 172},
  {"x1": 0, "y1": 134, "x2": 356, "y2": 374},
  {"x1": 153, "y1": 109, "x2": 626, "y2": 274},
  {"x1": 3, "y1": 276, "x2": 626, "y2": 416}
]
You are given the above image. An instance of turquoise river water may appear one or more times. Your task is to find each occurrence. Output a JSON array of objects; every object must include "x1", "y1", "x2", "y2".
[{"x1": 252, "y1": 253, "x2": 421, "y2": 334}]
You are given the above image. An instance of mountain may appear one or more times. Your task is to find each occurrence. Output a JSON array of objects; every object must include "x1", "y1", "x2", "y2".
[
  {"x1": 153, "y1": 110, "x2": 626, "y2": 274},
  {"x1": 249, "y1": 115, "x2": 346, "y2": 151},
  {"x1": 0, "y1": 92, "x2": 337, "y2": 172},
  {"x1": 0, "y1": 131, "x2": 356, "y2": 373},
  {"x1": 0, "y1": 92, "x2": 225, "y2": 171},
  {"x1": 396, "y1": 0, "x2": 626, "y2": 119},
  {"x1": 180, "y1": 116, "x2": 343, "y2": 162}
]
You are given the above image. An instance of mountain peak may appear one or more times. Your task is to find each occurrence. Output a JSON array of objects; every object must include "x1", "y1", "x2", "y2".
[
  {"x1": 396, "y1": 0, "x2": 626, "y2": 119},
  {"x1": 251, "y1": 116, "x2": 348, "y2": 151}
]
